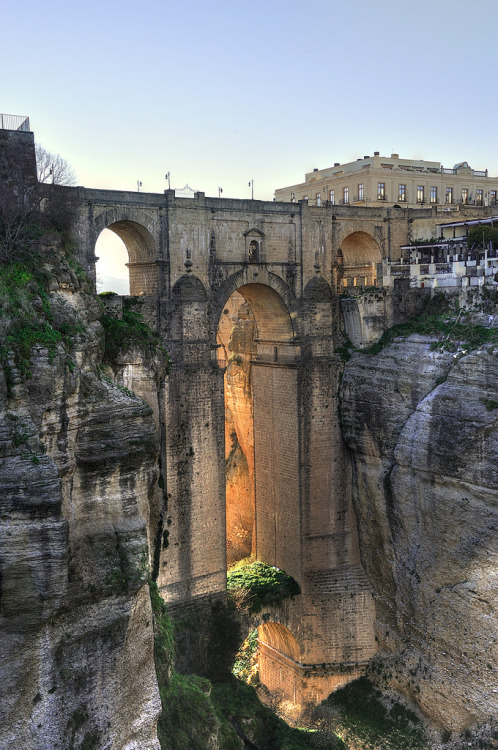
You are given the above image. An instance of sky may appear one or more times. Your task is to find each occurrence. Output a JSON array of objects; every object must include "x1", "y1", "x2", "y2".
[{"x1": 3, "y1": 0, "x2": 498, "y2": 289}]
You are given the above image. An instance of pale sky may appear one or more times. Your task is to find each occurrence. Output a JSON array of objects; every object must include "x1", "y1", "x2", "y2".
[{"x1": 3, "y1": 0, "x2": 498, "y2": 290}]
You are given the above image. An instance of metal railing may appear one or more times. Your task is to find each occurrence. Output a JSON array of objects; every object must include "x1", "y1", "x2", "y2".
[{"x1": 0, "y1": 113, "x2": 30, "y2": 131}]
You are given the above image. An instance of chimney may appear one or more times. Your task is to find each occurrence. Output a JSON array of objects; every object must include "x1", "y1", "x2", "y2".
[
  {"x1": 334, "y1": 162, "x2": 340, "y2": 167},
  {"x1": 391, "y1": 153, "x2": 399, "y2": 159},
  {"x1": 374, "y1": 151, "x2": 380, "y2": 156}
]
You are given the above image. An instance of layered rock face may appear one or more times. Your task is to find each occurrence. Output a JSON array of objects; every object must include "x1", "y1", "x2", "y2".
[
  {"x1": 0, "y1": 266, "x2": 161, "y2": 749},
  {"x1": 340, "y1": 334, "x2": 498, "y2": 732}
]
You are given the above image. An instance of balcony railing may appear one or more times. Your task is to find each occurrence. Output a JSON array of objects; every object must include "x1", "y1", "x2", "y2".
[{"x1": 0, "y1": 113, "x2": 30, "y2": 131}]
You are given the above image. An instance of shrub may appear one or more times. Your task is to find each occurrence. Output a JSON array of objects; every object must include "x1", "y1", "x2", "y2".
[
  {"x1": 100, "y1": 297, "x2": 168, "y2": 367},
  {"x1": 227, "y1": 561, "x2": 300, "y2": 613}
]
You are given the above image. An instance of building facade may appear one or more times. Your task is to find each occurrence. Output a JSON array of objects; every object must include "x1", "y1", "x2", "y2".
[{"x1": 275, "y1": 152, "x2": 498, "y2": 209}]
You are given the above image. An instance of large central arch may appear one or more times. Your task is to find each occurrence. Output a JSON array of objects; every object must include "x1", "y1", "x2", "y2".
[{"x1": 216, "y1": 277, "x2": 301, "y2": 583}]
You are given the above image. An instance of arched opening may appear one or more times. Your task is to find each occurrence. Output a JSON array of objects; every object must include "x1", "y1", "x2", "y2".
[
  {"x1": 338, "y1": 231, "x2": 382, "y2": 290},
  {"x1": 248, "y1": 240, "x2": 259, "y2": 263},
  {"x1": 96, "y1": 228, "x2": 129, "y2": 294},
  {"x1": 233, "y1": 622, "x2": 303, "y2": 716},
  {"x1": 216, "y1": 282, "x2": 300, "y2": 580},
  {"x1": 258, "y1": 622, "x2": 301, "y2": 707},
  {"x1": 94, "y1": 218, "x2": 159, "y2": 296}
]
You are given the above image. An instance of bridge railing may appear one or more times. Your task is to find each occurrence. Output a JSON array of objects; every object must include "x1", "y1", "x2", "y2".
[{"x1": 0, "y1": 113, "x2": 30, "y2": 131}]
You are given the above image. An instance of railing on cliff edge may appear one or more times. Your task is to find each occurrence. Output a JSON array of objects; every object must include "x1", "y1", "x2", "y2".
[{"x1": 0, "y1": 113, "x2": 30, "y2": 132}]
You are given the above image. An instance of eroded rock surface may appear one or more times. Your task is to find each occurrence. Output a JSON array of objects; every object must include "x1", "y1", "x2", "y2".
[
  {"x1": 0, "y1": 270, "x2": 161, "y2": 749},
  {"x1": 340, "y1": 335, "x2": 498, "y2": 732}
]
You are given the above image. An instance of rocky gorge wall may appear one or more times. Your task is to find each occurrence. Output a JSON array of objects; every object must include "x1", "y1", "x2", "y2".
[
  {"x1": 0, "y1": 256, "x2": 163, "y2": 749},
  {"x1": 340, "y1": 316, "x2": 498, "y2": 733}
]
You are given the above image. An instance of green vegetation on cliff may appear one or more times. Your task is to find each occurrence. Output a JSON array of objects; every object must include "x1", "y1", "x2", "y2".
[
  {"x1": 227, "y1": 561, "x2": 301, "y2": 614},
  {"x1": 149, "y1": 581, "x2": 344, "y2": 750},
  {"x1": 312, "y1": 677, "x2": 426, "y2": 750},
  {"x1": 99, "y1": 296, "x2": 168, "y2": 368},
  {"x1": 0, "y1": 259, "x2": 85, "y2": 380},
  {"x1": 340, "y1": 292, "x2": 498, "y2": 359}
]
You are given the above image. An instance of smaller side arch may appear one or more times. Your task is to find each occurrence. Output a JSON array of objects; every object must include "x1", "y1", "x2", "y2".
[
  {"x1": 168, "y1": 274, "x2": 210, "y2": 363},
  {"x1": 93, "y1": 208, "x2": 160, "y2": 296},
  {"x1": 337, "y1": 231, "x2": 381, "y2": 289}
]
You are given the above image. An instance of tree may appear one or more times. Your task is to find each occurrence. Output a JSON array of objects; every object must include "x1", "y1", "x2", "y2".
[
  {"x1": 0, "y1": 136, "x2": 40, "y2": 264},
  {"x1": 35, "y1": 143, "x2": 77, "y2": 186},
  {"x1": 467, "y1": 225, "x2": 498, "y2": 249}
]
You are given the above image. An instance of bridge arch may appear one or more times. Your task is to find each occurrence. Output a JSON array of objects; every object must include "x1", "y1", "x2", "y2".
[
  {"x1": 337, "y1": 230, "x2": 381, "y2": 289},
  {"x1": 94, "y1": 208, "x2": 160, "y2": 296},
  {"x1": 217, "y1": 276, "x2": 301, "y2": 580},
  {"x1": 211, "y1": 267, "x2": 297, "y2": 345}
]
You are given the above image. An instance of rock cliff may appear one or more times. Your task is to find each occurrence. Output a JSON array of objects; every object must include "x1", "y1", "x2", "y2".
[
  {"x1": 340, "y1": 329, "x2": 498, "y2": 734},
  {"x1": 0, "y1": 255, "x2": 162, "y2": 749}
]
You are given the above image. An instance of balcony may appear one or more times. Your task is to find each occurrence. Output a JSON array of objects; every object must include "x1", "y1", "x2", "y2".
[{"x1": 0, "y1": 113, "x2": 30, "y2": 131}]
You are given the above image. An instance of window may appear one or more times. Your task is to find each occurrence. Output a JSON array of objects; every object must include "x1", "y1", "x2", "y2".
[
  {"x1": 476, "y1": 189, "x2": 483, "y2": 205},
  {"x1": 417, "y1": 185, "x2": 425, "y2": 203},
  {"x1": 377, "y1": 182, "x2": 385, "y2": 200},
  {"x1": 316, "y1": 193, "x2": 321, "y2": 206},
  {"x1": 398, "y1": 184, "x2": 406, "y2": 202},
  {"x1": 343, "y1": 186, "x2": 349, "y2": 204},
  {"x1": 461, "y1": 188, "x2": 468, "y2": 204},
  {"x1": 330, "y1": 189, "x2": 335, "y2": 205},
  {"x1": 430, "y1": 186, "x2": 437, "y2": 204},
  {"x1": 446, "y1": 187, "x2": 453, "y2": 204},
  {"x1": 303, "y1": 195, "x2": 308, "y2": 201},
  {"x1": 248, "y1": 240, "x2": 259, "y2": 263},
  {"x1": 358, "y1": 183, "x2": 364, "y2": 201},
  {"x1": 491, "y1": 190, "x2": 497, "y2": 205}
]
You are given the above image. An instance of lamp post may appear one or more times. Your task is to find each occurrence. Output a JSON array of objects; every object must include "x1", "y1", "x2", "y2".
[
  {"x1": 248, "y1": 179, "x2": 254, "y2": 200},
  {"x1": 165, "y1": 172, "x2": 171, "y2": 190},
  {"x1": 137, "y1": 180, "x2": 142, "y2": 192}
]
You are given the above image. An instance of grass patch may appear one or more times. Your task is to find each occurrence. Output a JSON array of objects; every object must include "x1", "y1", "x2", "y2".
[
  {"x1": 227, "y1": 561, "x2": 301, "y2": 614},
  {"x1": 315, "y1": 676, "x2": 427, "y2": 750},
  {"x1": 211, "y1": 678, "x2": 346, "y2": 749}
]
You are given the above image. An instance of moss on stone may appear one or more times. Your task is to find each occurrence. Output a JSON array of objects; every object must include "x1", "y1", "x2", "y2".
[{"x1": 227, "y1": 561, "x2": 301, "y2": 614}]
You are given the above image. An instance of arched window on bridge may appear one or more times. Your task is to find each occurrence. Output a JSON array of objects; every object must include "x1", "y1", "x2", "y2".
[
  {"x1": 96, "y1": 228, "x2": 130, "y2": 295},
  {"x1": 248, "y1": 240, "x2": 259, "y2": 263}
]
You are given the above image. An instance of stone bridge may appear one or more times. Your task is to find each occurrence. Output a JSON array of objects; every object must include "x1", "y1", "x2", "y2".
[{"x1": 70, "y1": 187, "x2": 438, "y2": 707}]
